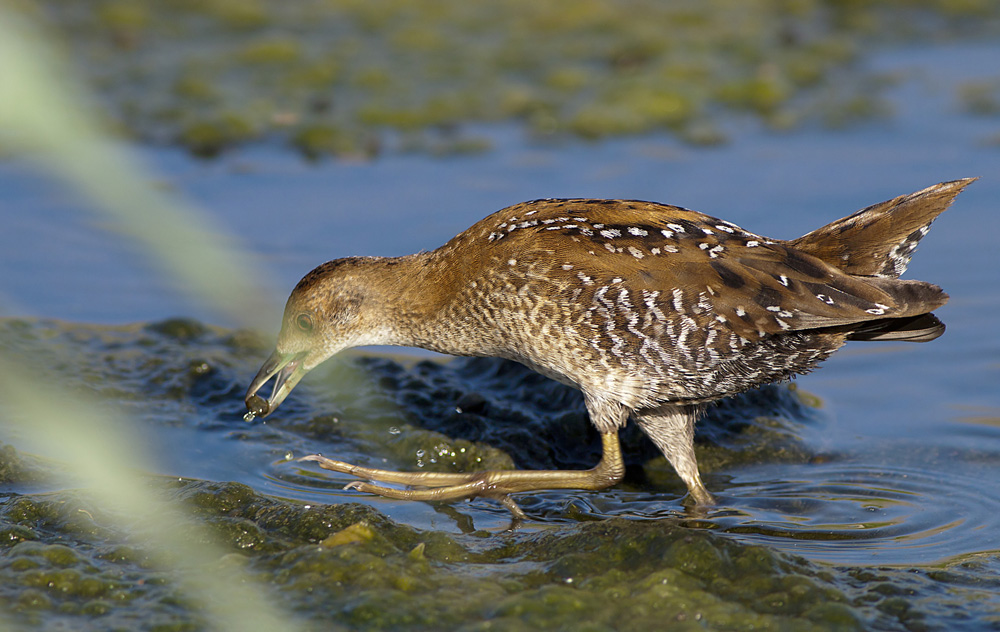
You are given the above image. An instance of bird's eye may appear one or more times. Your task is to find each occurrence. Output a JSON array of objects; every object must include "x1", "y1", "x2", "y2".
[{"x1": 295, "y1": 313, "x2": 314, "y2": 332}]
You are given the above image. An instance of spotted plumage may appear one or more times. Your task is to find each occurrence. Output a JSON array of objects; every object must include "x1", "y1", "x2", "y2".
[{"x1": 246, "y1": 178, "x2": 974, "y2": 516}]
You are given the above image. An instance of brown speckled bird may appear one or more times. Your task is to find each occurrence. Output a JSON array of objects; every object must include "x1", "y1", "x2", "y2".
[{"x1": 246, "y1": 178, "x2": 973, "y2": 517}]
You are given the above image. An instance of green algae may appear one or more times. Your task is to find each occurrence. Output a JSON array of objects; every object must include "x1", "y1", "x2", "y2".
[
  {"x1": 177, "y1": 114, "x2": 258, "y2": 159},
  {"x1": 0, "y1": 479, "x2": 894, "y2": 631},
  {"x1": 0, "y1": 443, "x2": 54, "y2": 485},
  {"x1": 3, "y1": 318, "x2": 1000, "y2": 629},
  {"x1": 16, "y1": 0, "x2": 1000, "y2": 159}
]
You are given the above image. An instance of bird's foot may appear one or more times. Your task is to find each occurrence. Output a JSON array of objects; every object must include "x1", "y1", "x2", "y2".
[{"x1": 298, "y1": 432, "x2": 625, "y2": 520}]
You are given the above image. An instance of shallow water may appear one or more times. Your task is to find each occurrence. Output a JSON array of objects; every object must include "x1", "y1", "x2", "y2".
[{"x1": 2, "y1": 41, "x2": 1000, "y2": 630}]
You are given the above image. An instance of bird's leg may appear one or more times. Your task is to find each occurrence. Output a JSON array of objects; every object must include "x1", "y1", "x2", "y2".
[
  {"x1": 634, "y1": 405, "x2": 715, "y2": 505},
  {"x1": 300, "y1": 431, "x2": 625, "y2": 515}
]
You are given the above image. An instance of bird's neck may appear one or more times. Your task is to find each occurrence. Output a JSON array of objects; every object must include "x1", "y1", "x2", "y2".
[{"x1": 358, "y1": 249, "x2": 479, "y2": 354}]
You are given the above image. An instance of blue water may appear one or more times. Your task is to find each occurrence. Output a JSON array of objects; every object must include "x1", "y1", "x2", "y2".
[{"x1": 2, "y1": 41, "x2": 1000, "y2": 572}]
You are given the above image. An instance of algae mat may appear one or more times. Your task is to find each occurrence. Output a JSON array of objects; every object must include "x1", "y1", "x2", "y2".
[
  {"x1": 20, "y1": 0, "x2": 1000, "y2": 158},
  {"x1": 1, "y1": 319, "x2": 999, "y2": 630}
]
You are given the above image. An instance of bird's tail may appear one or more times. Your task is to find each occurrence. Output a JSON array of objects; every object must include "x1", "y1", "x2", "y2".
[{"x1": 789, "y1": 178, "x2": 975, "y2": 278}]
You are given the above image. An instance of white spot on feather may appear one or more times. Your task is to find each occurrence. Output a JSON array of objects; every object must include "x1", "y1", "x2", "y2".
[{"x1": 672, "y1": 288, "x2": 685, "y2": 312}]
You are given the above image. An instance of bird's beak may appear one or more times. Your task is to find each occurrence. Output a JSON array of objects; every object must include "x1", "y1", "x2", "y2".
[{"x1": 244, "y1": 349, "x2": 308, "y2": 418}]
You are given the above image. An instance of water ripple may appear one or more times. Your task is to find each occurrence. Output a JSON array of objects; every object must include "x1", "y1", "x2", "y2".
[
  {"x1": 263, "y1": 451, "x2": 1000, "y2": 566},
  {"x1": 704, "y1": 461, "x2": 1000, "y2": 565}
]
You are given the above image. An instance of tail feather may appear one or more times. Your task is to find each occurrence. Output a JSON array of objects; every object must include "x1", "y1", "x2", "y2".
[
  {"x1": 865, "y1": 277, "x2": 950, "y2": 317},
  {"x1": 790, "y1": 178, "x2": 976, "y2": 278}
]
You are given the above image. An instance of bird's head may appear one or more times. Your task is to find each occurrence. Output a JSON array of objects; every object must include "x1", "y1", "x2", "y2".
[{"x1": 244, "y1": 258, "x2": 388, "y2": 418}]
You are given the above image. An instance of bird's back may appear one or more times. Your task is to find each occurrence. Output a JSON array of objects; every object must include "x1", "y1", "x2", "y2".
[{"x1": 428, "y1": 182, "x2": 969, "y2": 408}]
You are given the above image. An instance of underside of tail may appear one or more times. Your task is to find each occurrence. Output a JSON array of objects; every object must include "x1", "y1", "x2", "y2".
[
  {"x1": 790, "y1": 178, "x2": 976, "y2": 278},
  {"x1": 845, "y1": 312, "x2": 945, "y2": 342}
]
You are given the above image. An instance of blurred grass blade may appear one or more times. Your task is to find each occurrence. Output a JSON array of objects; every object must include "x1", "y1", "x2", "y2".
[
  {"x1": 0, "y1": 7, "x2": 298, "y2": 631},
  {"x1": 0, "y1": 354, "x2": 301, "y2": 632}
]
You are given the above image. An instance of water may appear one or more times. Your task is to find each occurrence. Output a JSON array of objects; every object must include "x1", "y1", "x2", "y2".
[{"x1": 2, "y1": 41, "x2": 1000, "y2": 629}]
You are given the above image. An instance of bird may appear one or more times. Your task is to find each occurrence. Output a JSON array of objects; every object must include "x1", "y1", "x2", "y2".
[{"x1": 245, "y1": 178, "x2": 973, "y2": 518}]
